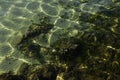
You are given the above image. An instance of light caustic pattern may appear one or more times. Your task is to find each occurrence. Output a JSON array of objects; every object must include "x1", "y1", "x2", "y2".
[{"x1": 0, "y1": 0, "x2": 119, "y2": 75}]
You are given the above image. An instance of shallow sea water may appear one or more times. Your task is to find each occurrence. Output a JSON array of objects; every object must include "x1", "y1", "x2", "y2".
[
  {"x1": 0, "y1": 0, "x2": 45, "y2": 74},
  {"x1": 0, "y1": 0, "x2": 119, "y2": 78},
  {"x1": 0, "y1": 0, "x2": 68, "y2": 75}
]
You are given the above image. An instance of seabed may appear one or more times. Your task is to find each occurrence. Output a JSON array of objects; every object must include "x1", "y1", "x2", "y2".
[{"x1": 0, "y1": 0, "x2": 120, "y2": 80}]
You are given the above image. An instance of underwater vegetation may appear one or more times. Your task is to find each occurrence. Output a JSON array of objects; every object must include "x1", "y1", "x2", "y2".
[{"x1": 0, "y1": 0, "x2": 120, "y2": 80}]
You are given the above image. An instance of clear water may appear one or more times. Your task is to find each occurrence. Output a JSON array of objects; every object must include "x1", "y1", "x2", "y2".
[
  {"x1": 0, "y1": 0, "x2": 45, "y2": 74},
  {"x1": 0, "y1": 0, "x2": 119, "y2": 76}
]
